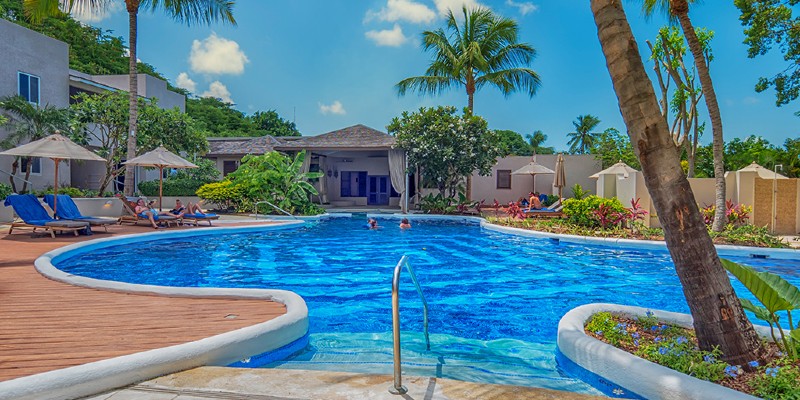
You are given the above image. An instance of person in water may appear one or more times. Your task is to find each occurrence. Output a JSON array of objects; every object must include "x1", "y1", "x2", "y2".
[
  {"x1": 368, "y1": 218, "x2": 379, "y2": 229},
  {"x1": 399, "y1": 218, "x2": 411, "y2": 229}
]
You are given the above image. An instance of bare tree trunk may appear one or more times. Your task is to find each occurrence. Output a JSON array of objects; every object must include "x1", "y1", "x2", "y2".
[
  {"x1": 22, "y1": 156, "x2": 32, "y2": 193},
  {"x1": 123, "y1": 5, "x2": 140, "y2": 196},
  {"x1": 672, "y1": 1, "x2": 727, "y2": 231},
  {"x1": 9, "y1": 159, "x2": 18, "y2": 193},
  {"x1": 590, "y1": 0, "x2": 766, "y2": 367}
]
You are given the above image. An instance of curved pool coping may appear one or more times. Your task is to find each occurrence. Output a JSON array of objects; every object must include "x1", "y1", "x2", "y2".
[
  {"x1": 372, "y1": 214, "x2": 799, "y2": 260},
  {"x1": 1, "y1": 221, "x2": 310, "y2": 400},
  {"x1": 557, "y1": 303, "x2": 766, "y2": 400}
]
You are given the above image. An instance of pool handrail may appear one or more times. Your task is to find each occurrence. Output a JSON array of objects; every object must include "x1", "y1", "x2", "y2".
[
  {"x1": 254, "y1": 200, "x2": 297, "y2": 220},
  {"x1": 389, "y1": 255, "x2": 430, "y2": 395}
]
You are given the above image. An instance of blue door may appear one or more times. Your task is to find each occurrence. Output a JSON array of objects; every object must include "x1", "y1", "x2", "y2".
[{"x1": 368, "y1": 176, "x2": 390, "y2": 205}]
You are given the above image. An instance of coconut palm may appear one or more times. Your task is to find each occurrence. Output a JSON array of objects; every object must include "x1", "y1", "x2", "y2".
[
  {"x1": 0, "y1": 95, "x2": 71, "y2": 193},
  {"x1": 590, "y1": 0, "x2": 766, "y2": 366},
  {"x1": 641, "y1": 0, "x2": 726, "y2": 232},
  {"x1": 567, "y1": 114, "x2": 600, "y2": 154},
  {"x1": 396, "y1": 6, "x2": 541, "y2": 114},
  {"x1": 23, "y1": 0, "x2": 236, "y2": 196}
]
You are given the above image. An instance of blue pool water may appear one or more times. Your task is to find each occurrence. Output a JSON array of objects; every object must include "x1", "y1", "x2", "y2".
[{"x1": 55, "y1": 216, "x2": 800, "y2": 394}]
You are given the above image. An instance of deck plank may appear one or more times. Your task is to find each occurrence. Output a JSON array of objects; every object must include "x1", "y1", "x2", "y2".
[{"x1": 0, "y1": 222, "x2": 288, "y2": 382}]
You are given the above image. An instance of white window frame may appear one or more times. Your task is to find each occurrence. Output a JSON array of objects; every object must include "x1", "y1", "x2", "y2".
[
  {"x1": 17, "y1": 71, "x2": 41, "y2": 105},
  {"x1": 20, "y1": 157, "x2": 42, "y2": 176}
]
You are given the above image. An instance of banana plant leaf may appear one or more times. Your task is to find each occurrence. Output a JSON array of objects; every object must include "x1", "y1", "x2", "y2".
[
  {"x1": 721, "y1": 259, "x2": 800, "y2": 314},
  {"x1": 740, "y1": 298, "x2": 774, "y2": 323}
]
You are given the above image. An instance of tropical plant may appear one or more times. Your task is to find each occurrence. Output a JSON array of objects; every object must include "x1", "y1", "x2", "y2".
[
  {"x1": 196, "y1": 179, "x2": 242, "y2": 210},
  {"x1": 567, "y1": 114, "x2": 601, "y2": 154},
  {"x1": 721, "y1": 259, "x2": 800, "y2": 360},
  {"x1": 24, "y1": 0, "x2": 237, "y2": 196},
  {"x1": 250, "y1": 110, "x2": 300, "y2": 137},
  {"x1": 589, "y1": 127, "x2": 640, "y2": 169},
  {"x1": 591, "y1": 0, "x2": 766, "y2": 366},
  {"x1": 562, "y1": 195, "x2": 626, "y2": 228},
  {"x1": 0, "y1": 182, "x2": 13, "y2": 200},
  {"x1": 505, "y1": 201, "x2": 525, "y2": 219},
  {"x1": 641, "y1": 0, "x2": 727, "y2": 232},
  {"x1": 494, "y1": 129, "x2": 532, "y2": 156},
  {"x1": 226, "y1": 150, "x2": 323, "y2": 215},
  {"x1": 389, "y1": 106, "x2": 501, "y2": 198},
  {"x1": 0, "y1": 95, "x2": 71, "y2": 193},
  {"x1": 396, "y1": 5, "x2": 540, "y2": 114},
  {"x1": 700, "y1": 201, "x2": 751, "y2": 227},
  {"x1": 417, "y1": 193, "x2": 456, "y2": 214},
  {"x1": 571, "y1": 183, "x2": 588, "y2": 200},
  {"x1": 526, "y1": 130, "x2": 555, "y2": 154}
]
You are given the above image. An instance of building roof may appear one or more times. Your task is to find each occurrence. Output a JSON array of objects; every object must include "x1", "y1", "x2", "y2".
[
  {"x1": 274, "y1": 124, "x2": 395, "y2": 150},
  {"x1": 206, "y1": 135, "x2": 283, "y2": 156}
]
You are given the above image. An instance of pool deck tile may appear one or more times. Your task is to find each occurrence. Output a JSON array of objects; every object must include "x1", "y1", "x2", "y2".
[
  {"x1": 94, "y1": 367, "x2": 606, "y2": 400},
  {"x1": 0, "y1": 220, "x2": 287, "y2": 383}
]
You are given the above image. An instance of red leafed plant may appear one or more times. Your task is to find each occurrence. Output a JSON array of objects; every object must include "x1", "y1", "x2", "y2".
[
  {"x1": 506, "y1": 202, "x2": 526, "y2": 220},
  {"x1": 593, "y1": 203, "x2": 624, "y2": 229},
  {"x1": 628, "y1": 198, "x2": 648, "y2": 222},
  {"x1": 475, "y1": 199, "x2": 486, "y2": 214},
  {"x1": 493, "y1": 199, "x2": 500, "y2": 210}
]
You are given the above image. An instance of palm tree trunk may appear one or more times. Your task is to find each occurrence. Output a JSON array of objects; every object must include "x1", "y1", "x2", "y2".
[
  {"x1": 672, "y1": 2, "x2": 726, "y2": 232},
  {"x1": 123, "y1": 4, "x2": 139, "y2": 196},
  {"x1": 590, "y1": 0, "x2": 765, "y2": 367},
  {"x1": 466, "y1": 77, "x2": 475, "y2": 200}
]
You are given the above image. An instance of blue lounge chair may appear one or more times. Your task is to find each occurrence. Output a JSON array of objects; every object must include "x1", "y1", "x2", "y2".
[
  {"x1": 180, "y1": 212, "x2": 220, "y2": 226},
  {"x1": 43, "y1": 194, "x2": 117, "y2": 232},
  {"x1": 4, "y1": 194, "x2": 90, "y2": 238},
  {"x1": 524, "y1": 198, "x2": 564, "y2": 218}
]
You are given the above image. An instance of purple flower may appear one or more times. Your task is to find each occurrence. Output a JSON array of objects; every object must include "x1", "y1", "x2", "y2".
[
  {"x1": 703, "y1": 354, "x2": 716, "y2": 363},
  {"x1": 650, "y1": 325, "x2": 658, "y2": 332},
  {"x1": 766, "y1": 367, "x2": 780, "y2": 377},
  {"x1": 724, "y1": 365, "x2": 740, "y2": 378},
  {"x1": 631, "y1": 332, "x2": 640, "y2": 339},
  {"x1": 676, "y1": 336, "x2": 688, "y2": 344},
  {"x1": 633, "y1": 339, "x2": 639, "y2": 346},
  {"x1": 594, "y1": 330, "x2": 603, "y2": 336},
  {"x1": 748, "y1": 361, "x2": 759, "y2": 368},
  {"x1": 654, "y1": 337, "x2": 663, "y2": 343},
  {"x1": 658, "y1": 347, "x2": 668, "y2": 355},
  {"x1": 659, "y1": 324, "x2": 668, "y2": 331},
  {"x1": 645, "y1": 310, "x2": 654, "y2": 317}
]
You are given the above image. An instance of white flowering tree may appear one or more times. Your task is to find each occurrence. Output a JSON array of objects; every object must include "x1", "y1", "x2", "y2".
[{"x1": 389, "y1": 106, "x2": 501, "y2": 198}]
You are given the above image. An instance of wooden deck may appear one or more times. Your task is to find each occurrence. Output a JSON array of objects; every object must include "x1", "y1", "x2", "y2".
[{"x1": 0, "y1": 222, "x2": 288, "y2": 382}]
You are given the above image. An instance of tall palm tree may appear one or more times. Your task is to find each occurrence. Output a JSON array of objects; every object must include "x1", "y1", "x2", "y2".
[
  {"x1": 0, "y1": 95, "x2": 70, "y2": 193},
  {"x1": 642, "y1": 0, "x2": 727, "y2": 232},
  {"x1": 24, "y1": 0, "x2": 236, "y2": 196},
  {"x1": 590, "y1": 0, "x2": 765, "y2": 367},
  {"x1": 567, "y1": 114, "x2": 600, "y2": 154},
  {"x1": 396, "y1": 6, "x2": 541, "y2": 114}
]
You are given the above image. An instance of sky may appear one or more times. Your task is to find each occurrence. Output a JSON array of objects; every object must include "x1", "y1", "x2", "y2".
[{"x1": 74, "y1": 0, "x2": 798, "y2": 152}]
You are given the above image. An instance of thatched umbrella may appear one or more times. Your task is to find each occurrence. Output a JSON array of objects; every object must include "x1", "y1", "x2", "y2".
[
  {"x1": 0, "y1": 133, "x2": 104, "y2": 215},
  {"x1": 123, "y1": 146, "x2": 197, "y2": 210}
]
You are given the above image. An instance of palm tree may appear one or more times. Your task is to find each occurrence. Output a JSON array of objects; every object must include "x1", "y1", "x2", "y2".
[
  {"x1": 396, "y1": 6, "x2": 541, "y2": 114},
  {"x1": 24, "y1": 0, "x2": 236, "y2": 196},
  {"x1": 590, "y1": 0, "x2": 765, "y2": 367},
  {"x1": 0, "y1": 95, "x2": 70, "y2": 193},
  {"x1": 567, "y1": 114, "x2": 600, "y2": 154},
  {"x1": 642, "y1": 0, "x2": 726, "y2": 232}
]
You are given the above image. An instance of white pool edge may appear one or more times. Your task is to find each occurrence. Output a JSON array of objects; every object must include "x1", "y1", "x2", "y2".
[
  {"x1": 0, "y1": 221, "x2": 310, "y2": 400},
  {"x1": 557, "y1": 303, "x2": 767, "y2": 400}
]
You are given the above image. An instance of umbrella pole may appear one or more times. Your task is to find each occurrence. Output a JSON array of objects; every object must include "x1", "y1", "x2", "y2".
[
  {"x1": 159, "y1": 166, "x2": 164, "y2": 211},
  {"x1": 53, "y1": 158, "x2": 59, "y2": 217}
]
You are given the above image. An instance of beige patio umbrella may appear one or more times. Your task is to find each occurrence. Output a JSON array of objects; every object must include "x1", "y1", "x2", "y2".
[
  {"x1": 512, "y1": 156, "x2": 555, "y2": 193},
  {"x1": 553, "y1": 153, "x2": 567, "y2": 200},
  {"x1": 737, "y1": 161, "x2": 788, "y2": 179},
  {"x1": 0, "y1": 133, "x2": 104, "y2": 216},
  {"x1": 123, "y1": 146, "x2": 197, "y2": 210},
  {"x1": 589, "y1": 160, "x2": 639, "y2": 179}
]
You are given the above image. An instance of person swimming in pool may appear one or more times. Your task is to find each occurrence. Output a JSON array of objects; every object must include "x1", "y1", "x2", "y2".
[
  {"x1": 399, "y1": 218, "x2": 411, "y2": 229},
  {"x1": 368, "y1": 218, "x2": 379, "y2": 229}
]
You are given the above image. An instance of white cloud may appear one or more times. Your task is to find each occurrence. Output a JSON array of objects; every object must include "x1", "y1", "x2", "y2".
[
  {"x1": 66, "y1": 0, "x2": 123, "y2": 23},
  {"x1": 175, "y1": 72, "x2": 197, "y2": 93},
  {"x1": 201, "y1": 81, "x2": 233, "y2": 103},
  {"x1": 506, "y1": 0, "x2": 537, "y2": 16},
  {"x1": 189, "y1": 33, "x2": 249, "y2": 75},
  {"x1": 365, "y1": 24, "x2": 408, "y2": 47},
  {"x1": 743, "y1": 96, "x2": 761, "y2": 105},
  {"x1": 319, "y1": 101, "x2": 346, "y2": 115},
  {"x1": 365, "y1": 0, "x2": 436, "y2": 24},
  {"x1": 433, "y1": 0, "x2": 486, "y2": 16}
]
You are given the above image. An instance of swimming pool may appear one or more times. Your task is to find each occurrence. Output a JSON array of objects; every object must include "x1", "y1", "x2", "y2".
[{"x1": 54, "y1": 216, "x2": 800, "y2": 394}]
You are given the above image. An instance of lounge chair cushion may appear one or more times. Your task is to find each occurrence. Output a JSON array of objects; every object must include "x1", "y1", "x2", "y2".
[
  {"x1": 45, "y1": 220, "x2": 90, "y2": 228},
  {"x1": 184, "y1": 213, "x2": 218, "y2": 219},
  {"x1": 43, "y1": 194, "x2": 116, "y2": 225}
]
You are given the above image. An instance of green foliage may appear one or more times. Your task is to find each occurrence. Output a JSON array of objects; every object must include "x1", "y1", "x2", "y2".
[
  {"x1": 590, "y1": 127, "x2": 640, "y2": 169},
  {"x1": 526, "y1": 130, "x2": 555, "y2": 155},
  {"x1": 635, "y1": 338, "x2": 728, "y2": 383},
  {"x1": 172, "y1": 158, "x2": 220, "y2": 182},
  {"x1": 250, "y1": 110, "x2": 300, "y2": 137},
  {"x1": 722, "y1": 259, "x2": 800, "y2": 360},
  {"x1": 138, "y1": 179, "x2": 208, "y2": 197},
  {"x1": 567, "y1": 114, "x2": 601, "y2": 154},
  {"x1": 586, "y1": 312, "x2": 631, "y2": 347},
  {"x1": 34, "y1": 186, "x2": 89, "y2": 197},
  {"x1": 751, "y1": 361, "x2": 800, "y2": 399},
  {"x1": 196, "y1": 180, "x2": 243, "y2": 210},
  {"x1": 227, "y1": 151, "x2": 323, "y2": 215},
  {"x1": 571, "y1": 184, "x2": 588, "y2": 200},
  {"x1": 494, "y1": 130, "x2": 532, "y2": 157},
  {"x1": 562, "y1": 195, "x2": 626, "y2": 228},
  {"x1": 0, "y1": 182, "x2": 13, "y2": 199},
  {"x1": 710, "y1": 225, "x2": 788, "y2": 248},
  {"x1": 390, "y1": 106, "x2": 501, "y2": 197},
  {"x1": 137, "y1": 100, "x2": 208, "y2": 155},
  {"x1": 186, "y1": 97, "x2": 257, "y2": 137},
  {"x1": 418, "y1": 193, "x2": 457, "y2": 214}
]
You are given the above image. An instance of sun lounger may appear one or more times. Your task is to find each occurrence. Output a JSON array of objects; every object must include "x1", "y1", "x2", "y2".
[
  {"x1": 43, "y1": 194, "x2": 117, "y2": 232},
  {"x1": 116, "y1": 195, "x2": 177, "y2": 227},
  {"x1": 180, "y1": 212, "x2": 220, "y2": 226},
  {"x1": 4, "y1": 194, "x2": 90, "y2": 238},
  {"x1": 524, "y1": 199, "x2": 564, "y2": 218}
]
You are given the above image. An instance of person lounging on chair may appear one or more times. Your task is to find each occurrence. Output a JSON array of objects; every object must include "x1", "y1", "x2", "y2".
[
  {"x1": 117, "y1": 195, "x2": 177, "y2": 228},
  {"x1": 4, "y1": 194, "x2": 90, "y2": 238},
  {"x1": 524, "y1": 198, "x2": 564, "y2": 218},
  {"x1": 43, "y1": 194, "x2": 117, "y2": 232},
  {"x1": 172, "y1": 199, "x2": 219, "y2": 226}
]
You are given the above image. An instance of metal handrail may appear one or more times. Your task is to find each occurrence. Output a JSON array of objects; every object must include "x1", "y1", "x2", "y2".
[
  {"x1": 254, "y1": 200, "x2": 297, "y2": 220},
  {"x1": 389, "y1": 255, "x2": 430, "y2": 395},
  {"x1": 0, "y1": 168, "x2": 34, "y2": 192}
]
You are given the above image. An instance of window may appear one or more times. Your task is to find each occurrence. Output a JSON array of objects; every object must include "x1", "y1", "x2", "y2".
[
  {"x1": 18, "y1": 72, "x2": 40, "y2": 104},
  {"x1": 340, "y1": 171, "x2": 367, "y2": 197},
  {"x1": 20, "y1": 157, "x2": 42, "y2": 175},
  {"x1": 497, "y1": 169, "x2": 511, "y2": 189},
  {"x1": 223, "y1": 160, "x2": 239, "y2": 176}
]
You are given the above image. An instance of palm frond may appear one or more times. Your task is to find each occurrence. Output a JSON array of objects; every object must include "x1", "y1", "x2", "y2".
[
  {"x1": 143, "y1": 0, "x2": 236, "y2": 26},
  {"x1": 476, "y1": 68, "x2": 541, "y2": 98},
  {"x1": 395, "y1": 76, "x2": 458, "y2": 97}
]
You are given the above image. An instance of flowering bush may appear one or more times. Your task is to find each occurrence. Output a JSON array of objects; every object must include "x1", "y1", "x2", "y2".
[
  {"x1": 505, "y1": 202, "x2": 525, "y2": 219},
  {"x1": 562, "y1": 195, "x2": 626, "y2": 228},
  {"x1": 701, "y1": 200, "x2": 752, "y2": 227}
]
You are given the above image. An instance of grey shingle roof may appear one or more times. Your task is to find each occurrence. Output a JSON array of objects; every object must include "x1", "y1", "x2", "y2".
[
  {"x1": 274, "y1": 124, "x2": 395, "y2": 150},
  {"x1": 206, "y1": 135, "x2": 282, "y2": 156}
]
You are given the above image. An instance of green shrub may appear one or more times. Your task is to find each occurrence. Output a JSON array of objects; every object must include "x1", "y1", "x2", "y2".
[
  {"x1": 35, "y1": 186, "x2": 87, "y2": 197},
  {"x1": 635, "y1": 338, "x2": 728, "y2": 382},
  {"x1": 138, "y1": 178, "x2": 208, "y2": 197},
  {"x1": 710, "y1": 224, "x2": 788, "y2": 248},
  {"x1": 586, "y1": 312, "x2": 631, "y2": 347},
  {"x1": 544, "y1": 194, "x2": 559, "y2": 207},
  {"x1": 196, "y1": 180, "x2": 243, "y2": 210},
  {"x1": 0, "y1": 183, "x2": 12, "y2": 199},
  {"x1": 562, "y1": 195, "x2": 626, "y2": 228},
  {"x1": 751, "y1": 361, "x2": 800, "y2": 399}
]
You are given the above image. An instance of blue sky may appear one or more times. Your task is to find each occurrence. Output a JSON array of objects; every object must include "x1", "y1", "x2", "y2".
[{"x1": 78, "y1": 0, "x2": 797, "y2": 151}]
